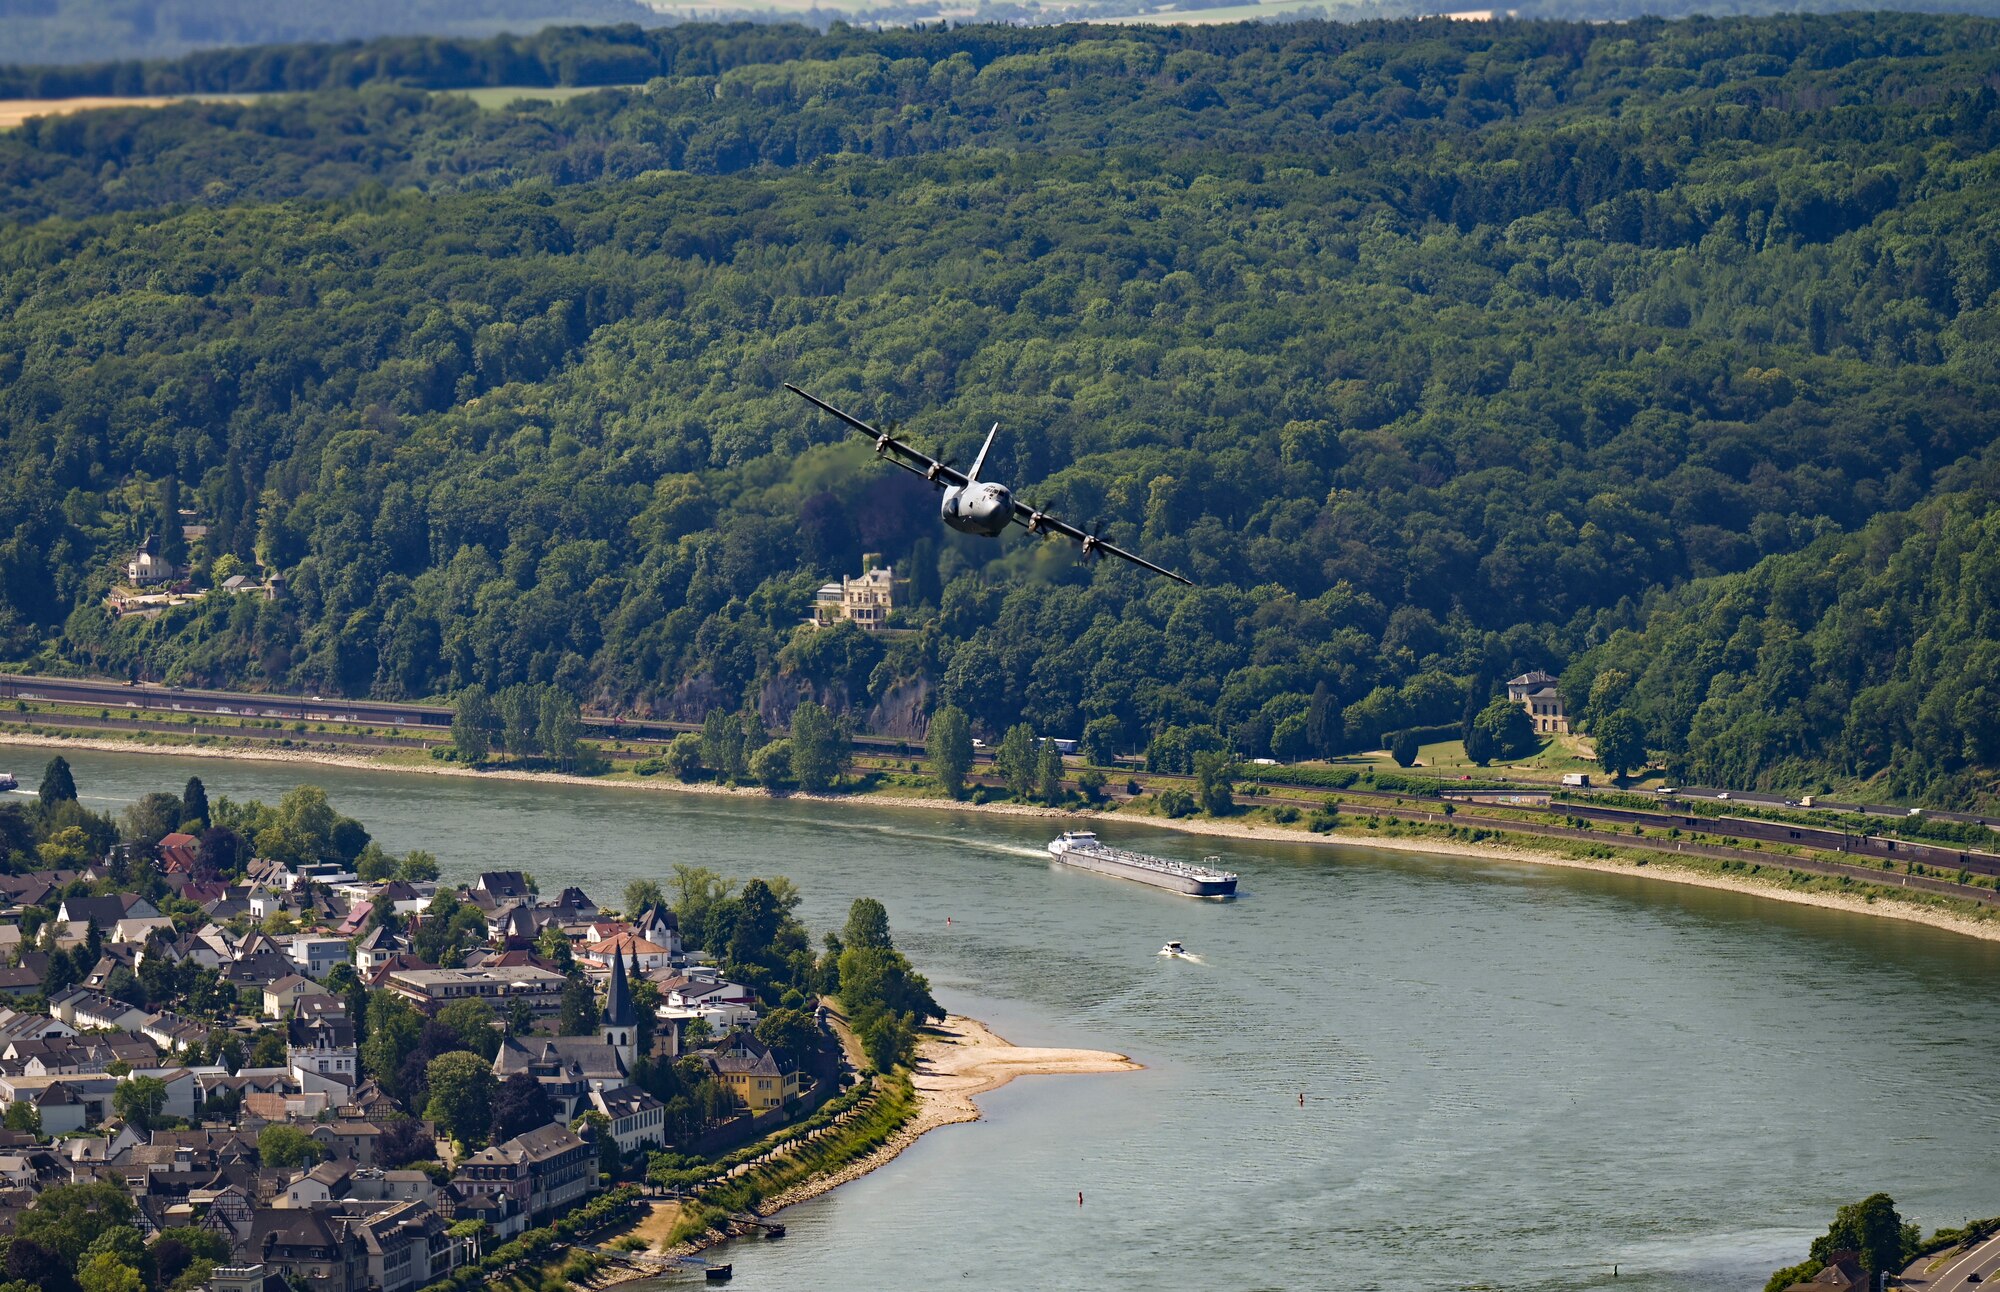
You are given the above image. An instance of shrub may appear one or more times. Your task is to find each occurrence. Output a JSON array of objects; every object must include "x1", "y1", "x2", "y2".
[{"x1": 633, "y1": 757, "x2": 666, "y2": 776}]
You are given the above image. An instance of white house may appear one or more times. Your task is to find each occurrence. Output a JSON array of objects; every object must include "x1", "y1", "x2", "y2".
[
  {"x1": 120, "y1": 1067, "x2": 198, "y2": 1121},
  {"x1": 580, "y1": 932, "x2": 673, "y2": 975},
  {"x1": 588, "y1": 1084, "x2": 666, "y2": 1159},
  {"x1": 288, "y1": 935, "x2": 350, "y2": 980},
  {"x1": 113, "y1": 916, "x2": 176, "y2": 944},
  {"x1": 263, "y1": 975, "x2": 332, "y2": 1019},
  {"x1": 126, "y1": 534, "x2": 179, "y2": 586}
]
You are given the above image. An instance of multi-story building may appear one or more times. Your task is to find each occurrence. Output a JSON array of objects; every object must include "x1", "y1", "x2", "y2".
[
  {"x1": 1506, "y1": 670, "x2": 1570, "y2": 735},
  {"x1": 452, "y1": 1124, "x2": 595, "y2": 1226},
  {"x1": 384, "y1": 966, "x2": 567, "y2": 1014},
  {"x1": 589, "y1": 1084, "x2": 666, "y2": 1159},
  {"x1": 808, "y1": 555, "x2": 905, "y2": 631}
]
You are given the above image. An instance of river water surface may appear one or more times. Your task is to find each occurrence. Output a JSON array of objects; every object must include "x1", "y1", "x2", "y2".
[{"x1": 17, "y1": 745, "x2": 2000, "y2": 1290}]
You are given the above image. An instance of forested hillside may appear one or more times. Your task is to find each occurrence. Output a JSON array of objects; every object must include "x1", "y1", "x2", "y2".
[{"x1": 2, "y1": 16, "x2": 1997, "y2": 806}]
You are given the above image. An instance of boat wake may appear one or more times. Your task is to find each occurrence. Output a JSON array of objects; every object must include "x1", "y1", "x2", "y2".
[{"x1": 1159, "y1": 951, "x2": 1206, "y2": 964}]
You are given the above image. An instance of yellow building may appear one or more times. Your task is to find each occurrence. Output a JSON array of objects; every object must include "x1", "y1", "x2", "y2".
[
  {"x1": 705, "y1": 1035, "x2": 802, "y2": 1112},
  {"x1": 808, "y1": 555, "x2": 904, "y2": 631},
  {"x1": 1506, "y1": 670, "x2": 1570, "y2": 734}
]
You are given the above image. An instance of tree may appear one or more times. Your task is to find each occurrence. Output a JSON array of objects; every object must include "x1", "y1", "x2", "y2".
[
  {"x1": 1079, "y1": 716, "x2": 1121, "y2": 768},
  {"x1": 3, "y1": 1100, "x2": 39, "y2": 1134},
  {"x1": 180, "y1": 776, "x2": 209, "y2": 829},
  {"x1": 38, "y1": 756, "x2": 76, "y2": 810},
  {"x1": 1035, "y1": 739, "x2": 1065, "y2": 805},
  {"x1": 1471, "y1": 696, "x2": 1537, "y2": 763},
  {"x1": 662, "y1": 733, "x2": 703, "y2": 782},
  {"x1": 1271, "y1": 713, "x2": 1310, "y2": 762},
  {"x1": 728, "y1": 878, "x2": 784, "y2": 970},
  {"x1": 489, "y1": 1072, "x2": 558, "y2": 1143},
  {"x1": 843, "y1": 898, "x2": 893, "y2": 952},
  {"x1": 435, "y1": 998, "x2": 500, "y2": 1061},
  {"x1": 196, "y1": 825, "x2": 246, "y2": 876},
  {"x1": 624, "y1": 880, "x2": 667, "y2": 917},
  {"x1": 400, "y1": 849, "x2": 439, "y2": 881},
  {"x1": 700, "y1": 709, "x2": 744, "y2": 782},
  {"x1": 451, "y1": 686, "x2": 493, "y2": 764},
  {"x1": 1593, "y1": 710, "x2": 1646, "y2": 782},
  {"x1": 1306, "y1": 682, "x2": 1339, "y2": 758},
  {"x1": 111, "y1": 1077, "x2": 167, "y2": 1131},
  {"x1": 537, "y1": 687, "x2": 582, "y2": 770},
  {"x1": 754, "y1": 1007, "x2": 817, "y2": 1069},
  {"x1": 995, "y1": 723, "x2": 1036, "y2": 799},
  {"x1": 1810, "y1": 1193, "x2": 1914, "y2": 1281},
  {"x1": 1586, "y1": 669, "x2": 1633, "y2": 727},
  {"x1": 257, "y1": 1123, "x2": 323, "y2": 1169},
  {"x1": 749, "y1": 739, "x2": 792, "y2": 790},
  {"x1": 355, "y1": 844, "x2": 397, "y2": 883},
  {"x1": 506, "y1": 994, "x2": 536, "y2": 1038},
  {"x1": 558, "y1": 974, "x2": 598, "y2": 1036},
  {"x1": 923, "y1": 705, "x2": 974, "y2": 798},
  {"x1": 361, "y1": 994, "x2": 423, "y2": 1096},
  {"x1": 76, "y1": 1253, "x2": 142, "y2": 1292},
  {"x1": 1192, "y1": 750, "x2": 1236, "y2": 815},
  {"x1": 17, "y1": 1183, "x2": 137, "y2": 1268},
  {"x1": 425, "y1": 1051, "x2": 498, "y2": 1147},
  {"x1": 789, "y1": 700, "x2": 846, "y2": 792},
  {"x1": 1157, "y1": 787, "x2": 1196, "y2": 818},
  {"x1": 1389, "y1": 729, "x2": 1421, "y2": 768}
]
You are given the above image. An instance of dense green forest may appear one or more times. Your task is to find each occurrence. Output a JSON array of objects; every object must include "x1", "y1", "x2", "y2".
[{"x1": 1, "y1": 15, "x2": 1997, "y2": 807}]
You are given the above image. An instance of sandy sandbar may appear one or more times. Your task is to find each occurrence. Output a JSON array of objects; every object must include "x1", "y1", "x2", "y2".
[{"x1": 756, "y1": 1015, "x2": 1137, "y2": 1215}]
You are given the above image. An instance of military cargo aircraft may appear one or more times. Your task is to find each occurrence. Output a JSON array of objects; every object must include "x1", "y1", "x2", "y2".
[{"x1": 785, "y1": 384, "x2": 1193, "y2": 585}]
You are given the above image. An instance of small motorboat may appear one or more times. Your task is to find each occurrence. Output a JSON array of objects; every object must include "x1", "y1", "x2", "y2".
[{"x1": 1159, "y1": 940, "x2": 1187, "y2": 958}]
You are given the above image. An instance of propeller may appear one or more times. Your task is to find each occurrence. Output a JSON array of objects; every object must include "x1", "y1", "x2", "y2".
[{"x1": 1080, "y1": 517, "x2": 1106, "y2": 561}]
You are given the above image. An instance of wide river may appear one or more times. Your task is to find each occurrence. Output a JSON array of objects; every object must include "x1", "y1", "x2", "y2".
[{"x1": 17, "y1": 745, "x2": 2000, "y2": 1290}]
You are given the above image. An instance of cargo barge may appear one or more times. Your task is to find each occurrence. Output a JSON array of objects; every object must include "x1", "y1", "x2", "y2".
[{"x1": 1046, "y1": 831, "x2": 1237, "y2": 898}]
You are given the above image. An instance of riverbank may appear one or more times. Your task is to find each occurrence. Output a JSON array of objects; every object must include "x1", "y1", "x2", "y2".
[
  {"x1": 588, "y1": 1015, "x2": 1133, "y2": 1281},
  {"x1": 7, "y1": 728, "x2": 1997, "y2": 945},
  {"x1": 755, "y1": 1015, "x2": 1138, "y2": 1217}
]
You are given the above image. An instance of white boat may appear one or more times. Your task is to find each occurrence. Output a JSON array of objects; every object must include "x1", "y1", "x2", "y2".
[
  {"x1": 1160, "y1": 940, "x2": 1187, "y2": 958},
  {"x1": 1046, "y1": 831, "x2": 1238, "y2": 897},
  {"x1": 0, "y1": 773, "x2": 15, "y2": 792}
]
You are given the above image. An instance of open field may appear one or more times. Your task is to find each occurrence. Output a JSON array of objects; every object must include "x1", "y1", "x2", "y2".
[
  {"x1": 0, "y1": 84, "x2": 635, "y2": 130},
  {"x1": 1096, "y1": 0, "x2": 1335, "y2": 24},
  {"x1": 0, "y1": 93, "x2": 258, "y2": 129},
  {"x1": 442, "y1": 83, "x2": 642, "y2": 108}
]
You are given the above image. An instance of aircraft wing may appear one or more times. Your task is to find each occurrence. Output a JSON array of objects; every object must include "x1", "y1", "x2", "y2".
[
  {"x1": 784, "y1": 385, "x2": 970, "y2": 491},
  {"x1": 1008, "y1": 502, "x2": 1194, "y2": 585}
]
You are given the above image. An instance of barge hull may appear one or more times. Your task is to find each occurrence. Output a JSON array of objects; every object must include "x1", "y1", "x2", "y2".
[{"x1": 1054, "y1": 850, "x2": 1238, "y2": 897}]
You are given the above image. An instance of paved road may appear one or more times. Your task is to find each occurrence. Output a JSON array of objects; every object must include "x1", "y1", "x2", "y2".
[{"x1": 1900, "y1": 1229, "x2": 2000, "y2": 1290}]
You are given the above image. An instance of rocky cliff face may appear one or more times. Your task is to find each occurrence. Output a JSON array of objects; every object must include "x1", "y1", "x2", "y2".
[{"x1": 867, "y1": 675, "x2": 932, "y2": 740}]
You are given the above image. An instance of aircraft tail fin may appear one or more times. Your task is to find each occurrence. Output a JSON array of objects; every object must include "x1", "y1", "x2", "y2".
[{"x1": 967, "y1": 422, "x2": 1000, "y2": 483}]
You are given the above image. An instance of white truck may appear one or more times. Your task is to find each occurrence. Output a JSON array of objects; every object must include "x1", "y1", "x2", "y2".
[{"x1": 1560, "y1": 773, "x2": 1592, "y2": 788}]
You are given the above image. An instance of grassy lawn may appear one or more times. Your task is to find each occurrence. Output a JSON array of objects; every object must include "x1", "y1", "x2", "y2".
[
  {"x1": 1273, "y1": 733, "x2": 1669, "y2": 790},
  {"x1": 442, "y1": 84, "x2": 643, "y2": 109}
]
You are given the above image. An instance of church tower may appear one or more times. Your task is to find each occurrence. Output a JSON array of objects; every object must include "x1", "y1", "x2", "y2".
[{"x1": 602, "y1": 948, "x2": 638, "y2": 1071}]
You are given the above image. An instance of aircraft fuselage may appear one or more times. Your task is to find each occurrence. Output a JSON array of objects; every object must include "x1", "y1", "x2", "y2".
[{"x1": 942, "y1": 481, "x2": 1014, "y2": 537}]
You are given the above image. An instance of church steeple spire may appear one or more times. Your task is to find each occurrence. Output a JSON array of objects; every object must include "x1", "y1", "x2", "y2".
[{"x1": 602, "y1": 946, "x2": 636, "y2": 1069}]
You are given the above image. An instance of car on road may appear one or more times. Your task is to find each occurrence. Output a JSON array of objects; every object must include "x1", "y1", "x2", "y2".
[
  {"x1": 1716, "y1": 792, "x2": 1731, "y2": 800},
  {"x1": 1655, "y1": 787, "x2": 1677, "y2": 796}
]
